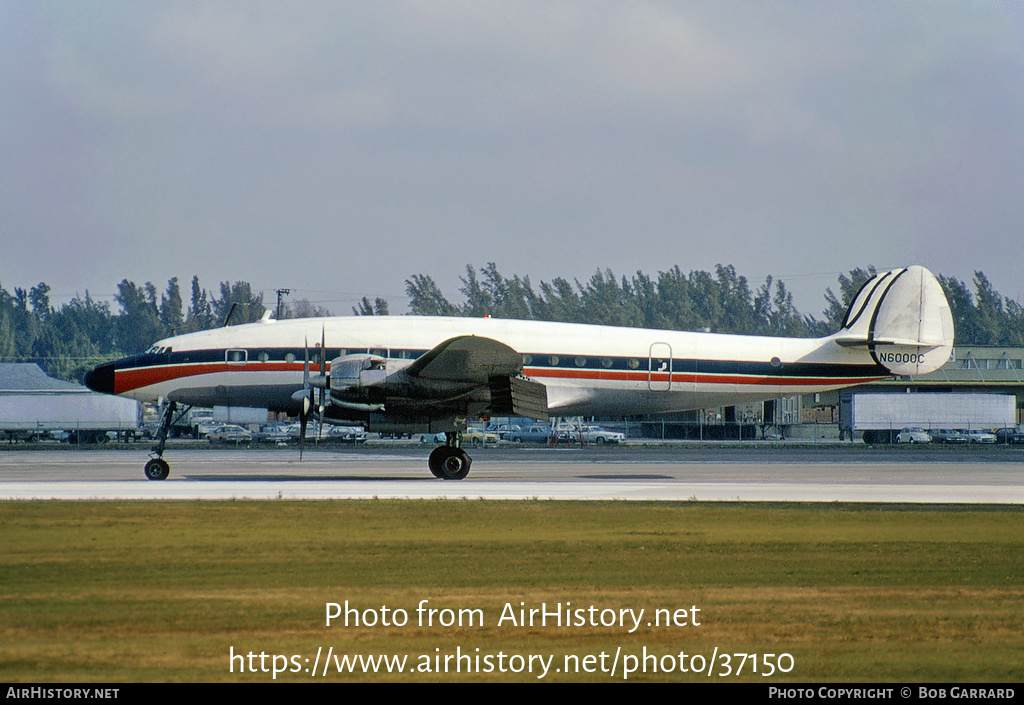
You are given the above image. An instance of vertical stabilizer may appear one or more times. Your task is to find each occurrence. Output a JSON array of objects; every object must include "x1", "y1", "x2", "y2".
[{"x1": 831, "y1": 266, "x2": 954, "y2": 375}]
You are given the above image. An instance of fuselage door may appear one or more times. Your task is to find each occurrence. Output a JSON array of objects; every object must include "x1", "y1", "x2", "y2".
[{"x1": 648, "y1": 342, "x2": 672, "y2": 391}]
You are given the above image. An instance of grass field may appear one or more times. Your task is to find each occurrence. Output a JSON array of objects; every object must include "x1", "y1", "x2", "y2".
[{"x1": 1, "y1": 500, "x2": 1022, "y2": 682}]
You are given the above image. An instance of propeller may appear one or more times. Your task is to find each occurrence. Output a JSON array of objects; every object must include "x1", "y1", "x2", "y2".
[
  {"x1": 298, "y1": 338, "x2": 312, "y2": 460},
  {"x1": 316, "y1": 326, "x2": 327, "y2": 436},
  {"x1": 295, "y1": 327, "x2": 329, "y2": 460}
]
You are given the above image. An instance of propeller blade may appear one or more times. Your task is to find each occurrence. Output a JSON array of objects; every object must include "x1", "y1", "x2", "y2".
[
  {"x1": 303, "y1": 337, "x2": 310, "y2": 386},
  {"x1": 318, "y1": 325, "x2": 327, "y2": 416},
  {"x1": 300, "y1": 337, "x2": 311, "y2": 460},
  {"x1": 298, "y1": 391, "x2": 311, "y2": 460}
]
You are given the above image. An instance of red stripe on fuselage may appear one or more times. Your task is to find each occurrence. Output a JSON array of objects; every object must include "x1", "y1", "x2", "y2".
[
  {"x1": 114, "y1": 362, "x2": 316, "y2": 395},
  {"x1": 526, "y1": 367, "x2": 887, "y2": 387},
  {"x1": 115, "y1": 360, "x2": 886, "y2": 395}
]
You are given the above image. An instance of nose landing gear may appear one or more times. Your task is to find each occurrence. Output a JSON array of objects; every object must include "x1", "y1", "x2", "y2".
[{"x1": 144, "y1": 401, "x2": 188, "y2": 481}]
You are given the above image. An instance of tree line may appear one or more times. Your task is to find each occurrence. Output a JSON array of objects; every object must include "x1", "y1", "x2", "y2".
[
  {"x1": 0, "y1": 277, "x2": 265, "y2": 382},
  {"x1": 402, "y1": 263, "x2": 1024, "y2": 347},
  {"x1": 2, "y1": 265, "x2": 1023, "y2": 383}
]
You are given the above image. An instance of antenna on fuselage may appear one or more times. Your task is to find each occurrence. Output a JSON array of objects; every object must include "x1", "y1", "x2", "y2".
[{"x1": 221, "y1": 302, "x2": 238, "y2": 327}]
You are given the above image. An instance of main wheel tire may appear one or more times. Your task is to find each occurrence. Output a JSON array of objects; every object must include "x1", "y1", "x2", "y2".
[
  {"x1": 428, "y1": 446, "x2": 445, "y2": 478},
  {"x1": 144, "y1": 458, "x2": 169, "y2": 481},
  {"x1": 442, "y1": 449, "x2": 471, "y2": 480},
  {"x1": 428, "y1": 446, "x2": 471, "y2": 480}
]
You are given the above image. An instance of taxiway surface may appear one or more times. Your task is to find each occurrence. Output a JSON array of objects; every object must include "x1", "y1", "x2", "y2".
[{"x1": 1, "y1": 443, "x2": 1022, "y2": 502}]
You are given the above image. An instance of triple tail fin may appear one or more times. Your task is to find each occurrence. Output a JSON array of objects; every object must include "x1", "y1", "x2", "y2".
[{"x1": 830, "y1": 266, "x2": 954, "y2": 376}]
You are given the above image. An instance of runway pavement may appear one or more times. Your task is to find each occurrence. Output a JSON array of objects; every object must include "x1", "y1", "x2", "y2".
[{"x1": 2, "y1": 442, "x2": 1023, "y2": 502}]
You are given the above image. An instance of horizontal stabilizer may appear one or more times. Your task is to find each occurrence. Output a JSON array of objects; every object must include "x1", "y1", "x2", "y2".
[
  {"x1": 833, "y1": 337, "x2": 947, "y2": 350},
  {"x1": 831, "y1": 266, "x2": 954, "y2": 375}
]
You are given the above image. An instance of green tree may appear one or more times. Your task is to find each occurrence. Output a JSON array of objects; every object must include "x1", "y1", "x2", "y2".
[
  {"x1": 483, "y1": 263, "x2": 536, "y2": 320},
  {"x1": 187, "y1": 276, "x2": 214, "y2": 332},
  {"x1": 159, "y1": 277, "x2": 184, "y2": 334},
  {"x1": 352, "y1": 297, "x2": 389, "y2": 316},
  {"x1": 213, "y1": 281, "x2": 265, "y2": 326},
  {"x1": 650, "y1": 267, "x2": 695, "y2": 331},
  {"x1": 459, "y1": 265, "x2": 493, "y2": 317},
  {"x1": 405, "y1": 274, "x2": 458, "y2": 316},
  {"x1": 114, "y1": 280, "x2": 162, "y2": 354},
  {"x1": 29, "y1": 283, "x2": 52, "y2": 322},
  {"x1": 577, "y1": 269, "x2": 643, "y2": 328},
  {"x1": 822, "y1": 267, "x2": 876, "y2": 330},
  {"x1": 972, "y1": 272, "x2": 1005, "y2": 345},
  {"x1": 714, "y1": 264, "x2": 756, "y2": 334},
  {"x1": 937, "y1": 275, "x2": 977, "y2": 346}
]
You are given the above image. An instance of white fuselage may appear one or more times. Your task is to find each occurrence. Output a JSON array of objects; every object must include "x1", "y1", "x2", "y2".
[{"x1": 110, "y1": 316, "x2": 888, "y2": 419}]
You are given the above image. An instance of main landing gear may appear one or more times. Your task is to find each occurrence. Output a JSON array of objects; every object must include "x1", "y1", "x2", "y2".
[
  {"x1": 428, "y1": 431, "x2": 472, "y2": 480},
  {"x1": 141, "y1": 402, "x2": 472, "y2": 481}
]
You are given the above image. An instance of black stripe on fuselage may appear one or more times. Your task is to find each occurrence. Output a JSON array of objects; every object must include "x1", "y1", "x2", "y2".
[{"x1": 113, "y1": 347, "x2": 887, "y2": 380}]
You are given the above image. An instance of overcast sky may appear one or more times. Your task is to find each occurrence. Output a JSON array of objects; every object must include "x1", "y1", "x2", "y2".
[{"x1": 3, "y1": 1, "x2": 1023, "y2": 318}]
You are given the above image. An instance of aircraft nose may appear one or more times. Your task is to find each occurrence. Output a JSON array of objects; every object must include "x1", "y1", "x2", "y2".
[{"x1": 84, "y1": 362, "x2": 115, "y2": 395}]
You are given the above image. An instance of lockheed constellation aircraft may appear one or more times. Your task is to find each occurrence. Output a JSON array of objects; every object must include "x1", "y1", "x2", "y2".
[{"x1": 85, "y1": 266, "x2": 953, "y2": 480}]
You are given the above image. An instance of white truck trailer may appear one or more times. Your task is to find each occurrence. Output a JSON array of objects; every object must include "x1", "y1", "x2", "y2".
[
  {"x1": 841, "y1": 392, "x2": 1016, "y2": 444},
  {"x1": 0, "y1": 364, "x2": 139, "y2": 443}
]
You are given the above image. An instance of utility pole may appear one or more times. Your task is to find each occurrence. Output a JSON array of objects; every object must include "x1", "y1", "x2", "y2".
[{"x1": 276, "y1": 289, "x2": 291, "y2": 320}]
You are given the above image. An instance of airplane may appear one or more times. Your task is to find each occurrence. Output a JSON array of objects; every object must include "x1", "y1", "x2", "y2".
[{"x1": 84, "y1": 265, "x2": 954, "y2": 481}]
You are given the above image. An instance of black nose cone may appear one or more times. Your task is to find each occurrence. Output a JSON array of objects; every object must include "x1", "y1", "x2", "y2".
[{"x1": 84, "y1": 362, "x2": 116, "y2": 395}]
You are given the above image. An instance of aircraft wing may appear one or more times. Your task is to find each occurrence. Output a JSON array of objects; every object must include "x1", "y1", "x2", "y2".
[
  {"x1": 402, "y1": 335, "x2": 548, "y2": 420},
  {"x1": 405, "y1": 335, "x2": 524, "y2": 381}
]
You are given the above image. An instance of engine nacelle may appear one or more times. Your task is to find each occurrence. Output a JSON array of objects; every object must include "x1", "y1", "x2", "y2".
[
  {"x1": 329, "y1": 354, "x2": 387, "y2": 409},
  {"x1": 330, "y1": 354, "x2": 386, "y2": 390}
]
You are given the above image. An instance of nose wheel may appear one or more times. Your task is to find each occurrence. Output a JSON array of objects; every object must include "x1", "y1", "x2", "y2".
[{"x1": 145, "y1": 458, "x2": 170, "y2": 481}]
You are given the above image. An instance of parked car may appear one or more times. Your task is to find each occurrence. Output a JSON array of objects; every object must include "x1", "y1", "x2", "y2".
[
  {"x1": 284, "y1": 423, "x2": 324, "y2": 440},
  {"x1": 965, "y1": 429, "x2": 997, "y2": 444},
  {"x1": 419, "y1": 429, "x2": 498, "y2": 446},
  {"x1": 930, "y1": 429, "x2": 969, "y2": 444},
  {"x1": 585, "y1": 426, "x2": 622, "y2": 442},
  {"x1": 896, "y1": 428, "x2": 931, "y2": 444},
  {"x1": 490, "y1": 424, "x2": 522, "y2": 440},
  {"x1": 255, "y1": 423, "x2": 292, "y2": 444},
  {"x1": 194, "y1": 421, "x2": 219, "y2": 439},
  {"x1": 326, "y1": 426, "x2": 367, "y2": 443},
  {"x1": 570, "y1": 425, "x2": 627, "y2": 445},
  {"x1": 462, "y1": 428, "x2": 499, "y2": 447},
  {"x1": 207, "y1": 424, "x2": 253, "y2": 443},
  {"x1": 505, "y1": 425, "x2": 561, "y2": 444},
  {"x1": 994, "y1": 427, "x2": 1024, "y2": 444}
]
